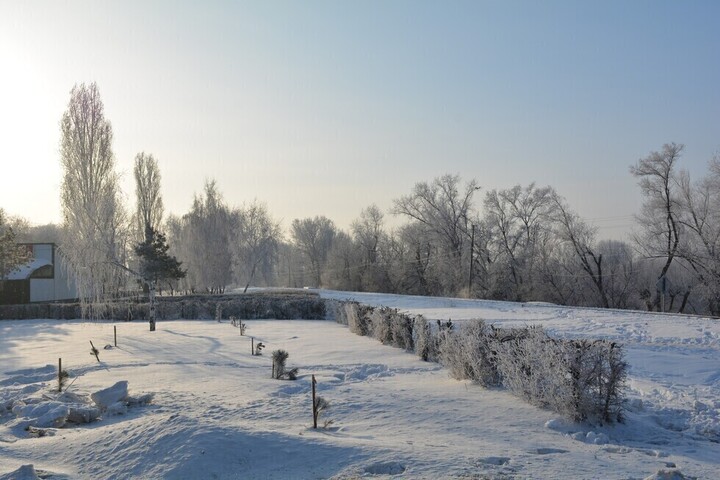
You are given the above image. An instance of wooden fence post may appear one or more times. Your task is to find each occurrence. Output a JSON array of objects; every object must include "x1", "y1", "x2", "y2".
[
  {"x1": 90, "y1": 341, "x2": 100, "y2": 362},
  {"x1": 312, "y1": 374, "x2": 318, "y2": 429}
]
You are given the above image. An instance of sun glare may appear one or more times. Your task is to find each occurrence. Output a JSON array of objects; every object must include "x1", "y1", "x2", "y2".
[{"x1": 0, "y1": 44, "x2": 62, "y2": 224}]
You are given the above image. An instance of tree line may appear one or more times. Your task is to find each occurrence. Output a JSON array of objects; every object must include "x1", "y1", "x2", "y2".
[{"x1": 3, "y1": 83, "x2": 720, "y2": 316}]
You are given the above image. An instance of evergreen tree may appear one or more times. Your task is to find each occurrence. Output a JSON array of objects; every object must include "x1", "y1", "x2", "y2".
[{"x1": 134, "y1": 226, "x2": 185, "y2": 331}]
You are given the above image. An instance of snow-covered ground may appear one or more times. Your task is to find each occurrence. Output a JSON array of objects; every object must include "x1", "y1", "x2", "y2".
[{"x1": 0, "y1": 290, "x2": 718, "y2": 479}]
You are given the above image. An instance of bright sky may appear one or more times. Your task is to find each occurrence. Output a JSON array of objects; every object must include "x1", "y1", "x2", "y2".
[{"x1": 1, "y1": 1, "x2": 718, "y2": 238}]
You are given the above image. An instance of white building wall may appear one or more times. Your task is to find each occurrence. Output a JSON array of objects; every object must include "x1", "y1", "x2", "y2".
[
  {"x1": 26, "y1": 244, "x2": 79, "y2": 303},
  {"x1": 29, "y1": 279, "x2": 55, "y2": 302}
]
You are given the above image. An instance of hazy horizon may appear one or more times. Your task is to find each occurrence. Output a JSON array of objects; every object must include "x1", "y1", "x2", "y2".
[{"x1": 1, "y1": 1, "x2": 718, "y2": 238}]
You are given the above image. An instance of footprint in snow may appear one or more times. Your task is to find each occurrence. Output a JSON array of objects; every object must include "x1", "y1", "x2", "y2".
[
  {"x1": 363, "y1": 461, "x2": 406, "y2": 475},
  {"x1": 475, "y1": 456, "x2": 511, "y2": 466},
  {"x1": 531, "y1": 447, "x2": 569, "y2": 455}
]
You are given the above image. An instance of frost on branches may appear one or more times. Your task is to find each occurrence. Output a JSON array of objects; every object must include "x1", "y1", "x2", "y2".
[{"x1": 59, "y1": 83, "x2": 129, "y2": 319}]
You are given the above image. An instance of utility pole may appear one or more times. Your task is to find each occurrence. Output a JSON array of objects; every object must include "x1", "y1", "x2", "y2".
[{"x1": 468, "y1": 224, "x2": 475, "y2": 296}]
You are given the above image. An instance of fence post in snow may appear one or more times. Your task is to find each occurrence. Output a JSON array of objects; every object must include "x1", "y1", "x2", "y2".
[{"x1": 312, "y1": 374, "x2": 318, "y2": 429}]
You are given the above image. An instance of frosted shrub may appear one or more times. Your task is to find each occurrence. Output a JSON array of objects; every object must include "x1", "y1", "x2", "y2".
[
  {"x1": 370, "y1": 307, "x2": 393, "y2": 344},
  {"x1": 389, "y1": 310, "x2": 414, "y2": 351},
  {"x1": 495, "y1": 326, "x2": 572, "y2": 412},
  {"x1": 326, "y1": 300, "x2": 345, "y2": 324},
  {"x1": 331, "y1": 300, "x2": 627, "y2": 423},
  {"x1": 460, "y1": 320, "x2": 501, "y2": 387},
  {"x1": 437, "y1": 320, "x2": 500, "y2": 386},
  {"x1": 601, "y1": 340, "x2": 627, "y2": 422},
  {"x1": 565, "y1": 339, "x2": 627, "y2": 422},
  {"x1": 413, "y1": 316, "x2": 438, "y2": 362},
  {"x1": 341, "y1": 302, "x2": 372, "y2": 336},
  {"x1": 437, "y1": 329, "x2": 467, "y2": 380}
]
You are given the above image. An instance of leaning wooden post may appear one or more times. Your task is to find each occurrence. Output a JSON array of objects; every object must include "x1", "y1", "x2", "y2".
[
  {"x1": 89, "y1": 341, "x2": 100, "y2": 362},
  {"x1": 312, "y1": 374, "x2": 318, "y2": 429},
  {"x1": 58, "y1": 358, "x2": 62, "y2": 393},
  {"x1": 114, "y1": 325, "x2": 117, "y2": 347},
  {"x1": 251, "y1": 337, "x2": 254, "y2": 356}
]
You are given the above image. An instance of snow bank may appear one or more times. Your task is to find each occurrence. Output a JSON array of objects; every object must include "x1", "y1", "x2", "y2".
[
  {"x1": 91, "y1": 381, "x2": 128, "y2": 409},
  {"x1": 0, "y1": 465, "x2": 40, "y2": 480},
  {"x1": 0, "y1": 371, "x2": 151, "y2": 438}
]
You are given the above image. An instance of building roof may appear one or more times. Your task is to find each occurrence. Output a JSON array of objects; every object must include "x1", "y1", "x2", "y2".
[{"x1": 7, "y1": 258, "x2": 53, "y2": 280}]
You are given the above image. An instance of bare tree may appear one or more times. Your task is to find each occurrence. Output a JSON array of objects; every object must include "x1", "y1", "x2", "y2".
[
  {"x1": 484, "y1": 183, "x2": 554, "y2": 300},
  {"x1": 15, "y1": 223, "x2": 61, "y2": 244},
  {"x1": 59, "y1": 82, "x2": 128, "y2": 316},
  {"x1": 231, "y1": 201, "x2": 282, "y2": 293},
  {"x1": 549, "y1": 192, "x2": 610, "y2": 308},
  {"x1": 184, "y1": 180, "x2": 233, "y2": 293},
  {"x1": 392, "y1": 174, "x2": 478, "y2": 258},
  {"x1": 164, "y1": 214, "x2": 195, "y2": 294},
  {"x1": 595, "y1": 240, "x2": 640, "y2": 309},
  {"x1": 133, "y1": 152, "x2": 164, "y2": 240},
  {"x1": 392, "y1": 174, "x2": 479, "y2": 295},
  {"x1": 291, "y1": 216, "x2": 336, "y2": 287},
  {"x1": 396, "y1": 222, "x2": 441, "y2": 296},
  {"x1": 630, "y1": 143, "x2": 684, "y2": 310},
  {"x1": 324, "y1": 230, "x2": 362, "y2": 291},
  {"x1": 352, "y1": 204, "x2": 389, "y2": 291},
  {"x1": 676, "y1": 155, "x2": 720, "y2": 314}
]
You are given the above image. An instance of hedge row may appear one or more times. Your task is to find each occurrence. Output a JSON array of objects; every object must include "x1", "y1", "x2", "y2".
[
  {"x1": 331, "y1": 300, "x2": 626, "y2": 423},
  {"x1": 0, "y1": 293, "x2": 326, "y2": 321}
]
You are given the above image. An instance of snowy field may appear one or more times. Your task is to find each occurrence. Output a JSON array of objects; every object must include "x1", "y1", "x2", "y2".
[{"x1": 0, "y1": 290, "x2": 718, "y2": 479}]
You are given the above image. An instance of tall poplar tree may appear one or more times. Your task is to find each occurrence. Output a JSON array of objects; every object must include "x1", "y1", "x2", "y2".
[{"x1": 60, "y1": 82, "x2": 128, "y2": 317}]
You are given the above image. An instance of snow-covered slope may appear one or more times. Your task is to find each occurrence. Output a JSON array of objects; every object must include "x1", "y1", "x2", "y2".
[{"x1": 0, "y1": 291, "x2": 717, "y2": 479}]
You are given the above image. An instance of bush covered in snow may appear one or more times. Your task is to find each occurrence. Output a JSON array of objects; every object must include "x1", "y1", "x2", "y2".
[
  {"x1": 0, "y1": 292, "x2": 326, "y2": 321},
  {"x1": 413, "y1": 315, "x2": 438, "y2": 362},
  {"x1": 389, "y1": 310, "x2": 414, "y2": 351},
  {"x1": 333, "y1": 301, "x2": 373, "y2": 336},
  {"x1": 331, "y1": 300, "x2": 627, "y2": 423},
  {"x1": 438, "y1": 320, "x2": 501, "y2": 387},
  {"x1": 334, "y1": 302, "x2": 415, "y2": 351}
]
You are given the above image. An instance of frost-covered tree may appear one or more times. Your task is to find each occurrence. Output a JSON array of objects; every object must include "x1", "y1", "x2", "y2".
[
  {"x1": 231, "y1": 201, "x2": 281, "y2": 292},
  {"x1": 630, "y1": 143, "x2": 684, "y2": 310},
  {"x1": 182, "y1": 180, "x2": 233, "y2": 293},
  {"x1": 0, "y1": 209, "x2": 31, "y2": 282},
  {"x1": 291, "y1": 216, "x2": 336, "y2": 287},
  {"x1": 15, "y1": 223, "x2": 61, "y2": 244},
  {"x1": 324, "y1": 230, "x2": 362, "y2": 291},
  {"x1": 393, "y1": 174, "x2": 479, "y2": 295},
  {"x1": 676, "y1": 154, "x2": 720, "y2": 314},
  {"x1": 133, "y1": 152, "x2": 164, "y2": 241},
  {"x1": 351, "y1": 204, "x2": 391, "y2": 292},
  {"x1": 395, "y1": 222, "x2": 441, "y2": 296},
  {"x1": 484, "y1": 183, "x2": 555, "y2": 301},
  {"x1": 549, "y1": 192, "x2": 610, "y2": 308},
  {"x1": 393, "y1": 174, "x2": 478, "y2": 258},
  {"x1": 595, "y1": 240, "x2": 640, "y2": 309},
  {"x1": 59, "y1": 82, "x2": 129, "y2": 315}
]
